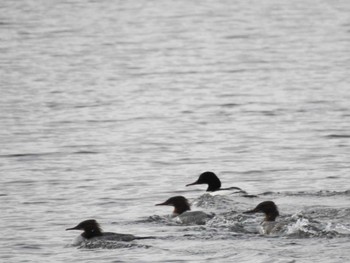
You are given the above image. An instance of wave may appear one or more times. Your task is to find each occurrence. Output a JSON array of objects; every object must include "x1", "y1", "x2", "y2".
[
  {"x1": 260, "y1": 190, "x2": 350, "y2": 197},
  {"x1": 77, "y1": 240, "x2": 151, "y2": 249}
]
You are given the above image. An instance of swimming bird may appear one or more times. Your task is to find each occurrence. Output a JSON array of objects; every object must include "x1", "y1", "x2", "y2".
[
  {"x1": 156, "y1": 196, "x2": 213, "y2": 224},
  {"x1": 186, "y1": 171, "x2": 244, "y2": 194},
  {"x1": 66, "y1": 219, "x2": 152, "y2": 242},
  {"x1": 244, "y1": 201, "x2": 282, "y2": 234}
]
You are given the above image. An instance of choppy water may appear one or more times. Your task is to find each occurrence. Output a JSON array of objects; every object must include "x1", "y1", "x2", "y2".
[{"x1": 1, "y1": 0, "x2": 350, "y2": 262}]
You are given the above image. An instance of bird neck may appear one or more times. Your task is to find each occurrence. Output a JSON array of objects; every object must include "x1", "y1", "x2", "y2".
[
  {"x1": 265, "y1": 213, "x2": 278, "y2": 222},
  {"x1": 82, "y1": 228, "x2": 103, "y2": 239},
  {"x1": 174, "y1": 204, "x2": 191, "y2": 215},
  {"x1": 206, "y1": 179, "x2": 221, "y2": 191}
]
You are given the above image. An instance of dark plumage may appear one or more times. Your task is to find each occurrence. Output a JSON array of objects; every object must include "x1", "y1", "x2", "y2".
[
  {"x1": 156, "y1": 196, "x2": 191, "y2": 215},
  {"x1": 244, "y1": 201, "x2": 280, "y2": 222},
  {"x1": 156, "y1": 196, "x2": 214, "y2": 225},
  {"x1": 186, "y1": 171, "x2": 242, "y2": 192},
  {"x1": 66, "y1": 219, "x2": 152, "y2": 241}
]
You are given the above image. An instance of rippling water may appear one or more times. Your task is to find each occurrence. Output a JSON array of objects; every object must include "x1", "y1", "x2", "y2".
[{"x1": 1, "y1": 0, "x2": 350, "y2": 262}]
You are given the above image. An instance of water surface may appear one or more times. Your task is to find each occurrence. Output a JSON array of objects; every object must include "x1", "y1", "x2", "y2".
[{"x1": 1, "y1": 0, "x2": 350, "y2": 262}]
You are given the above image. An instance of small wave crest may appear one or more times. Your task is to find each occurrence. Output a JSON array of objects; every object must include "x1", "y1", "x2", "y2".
[
  {"x1": 192, "y1": 194, "x2": 235, "y2": 210},
  {"x1": 205, "y1": 211, "x2": 350, "y2": 238},
  {"x1": 77, "y1": 240, "x2": 150, "y2": 249},
  {"x1": 260, "y1": 190, "x2": 350, "y2": 197},
  {"x1": 285, "y1": 217, "x2": 349, "y2": 238},
  {"x1": 138, "y1": 215, "x2": 173, "y2": 225}
]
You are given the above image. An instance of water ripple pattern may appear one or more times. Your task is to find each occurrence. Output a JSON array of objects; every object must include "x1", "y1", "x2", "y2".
[{"x1": 1, "y1": 0, "x2": 350, "y2": 262}]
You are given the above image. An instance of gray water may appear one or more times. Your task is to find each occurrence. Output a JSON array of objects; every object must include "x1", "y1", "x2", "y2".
[{"x1": 1, "y1": 0, "x2": 350, "y2": 262}]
